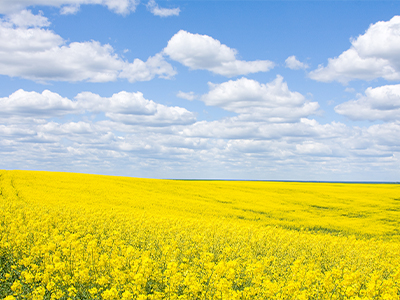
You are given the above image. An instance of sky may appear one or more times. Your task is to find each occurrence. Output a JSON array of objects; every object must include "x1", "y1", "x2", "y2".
[{"x1": 1, "y1": 0, "x2": 400, "y2": 181}]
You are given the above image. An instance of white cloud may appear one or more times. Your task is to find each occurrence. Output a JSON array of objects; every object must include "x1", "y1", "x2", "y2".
[
  {"x1": 352, "y1": 16, "x2": 400, "y2": 62},
  {"x1": 75, "y1": 91, "x2": 197, "y2": 126},
  {"x1": 0, "y1": 89, "x2": 196, "y2": 127},
  {"x1": 200, "y1": 76, "x2": 319, "y2": 122},
  {"x1": 335, "y1": 84, "x2": 400, "y2": 122},
  {"x1": 180, "y1": 118, "x2": 351, "y2": 144},
  {"x1": 177, "y1": 91, "x2": 198, "y2": 101},
  {"x1": 0, "y1": 37, "x2": 123, "y2": 82},
  {"x1": 0, "y1": 12, "x2": 175, "y2": 82},
  {"x1": 39, "y1": 121, "x2": 93, "y2": 135},
  {"x1": 181, "y1": 118, "x2": 317, "y2": 140},
  {"x1": 106, "y1": 108, "x2": 195, "y2": 127},
  {"x1": 103, "y1": 0, "x2": 138, "y2": 15},
  {"x1": 0, "y1": 89, "x2": 78, "y2": 118},
  {"x1": 75, "y1": 91, "x2": 158, "y2": 114},
  {"x1": 309, "y1": 48, "x2": 394, "y2": 84},
  {"x1": 0, "y1": 18, "x2": 63, "y2": 52},
  {"x1": 60, "y1": 4, "x2": 80, "y2": 15},
  {"x1": 309, "y1": 16, "x2": 400, "y2": 84},
  {"x1": 296, "y1": 142, "x2": 333, "y2": 156},
  {"x1": 163, "y1": 30, "x2": 274, "y2": 77},
  {"x1": 4, "y1": 9, "x2": 50, "y2": 28},
  {"x1": 285, "y1": 55, "x2": 309, "y2": 70},
  {"x1": 119, "y1": 53, "x2": 176, "y2": 83},
  {"x1": 0, "y1": 0, "x2": 139, "y2": 15},
  {"x1": 366, "y1": 122, "x2": 400, "y2": 147},
  {"x1": 146, "y1": 0, "x2": 180, "y2": 17}
]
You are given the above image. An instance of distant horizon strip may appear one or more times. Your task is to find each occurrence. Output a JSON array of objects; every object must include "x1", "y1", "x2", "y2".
[{"x1": 171, "y1": 179, "x2": 400, "y2": 184}]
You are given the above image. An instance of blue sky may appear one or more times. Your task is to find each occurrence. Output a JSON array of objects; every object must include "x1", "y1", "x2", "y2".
[{"x1": 1, "y1": 0, "x2": 400, "y2": 181}]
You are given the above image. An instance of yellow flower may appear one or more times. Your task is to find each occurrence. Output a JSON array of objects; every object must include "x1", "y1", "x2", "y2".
[
  {"x1": 102, "y1": 287, "x2": 119, "y2": 300},
  {"x1": 89, "y1": 287, "x2": 98, "y2": 295},
  {"x1": 11, "y1": 280, "x2": 23, "y2": 294},
  {"x1": 67, "y1": 286, "x2": 77, "y2": 297},
  {"x1": 121, "y1": 290, "x2": 133, "y2": 300}
]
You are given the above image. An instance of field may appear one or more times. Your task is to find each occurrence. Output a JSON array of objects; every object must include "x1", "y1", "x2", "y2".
[{"x1": 1, "y1": 170, "x2": 400, "y2": 299}]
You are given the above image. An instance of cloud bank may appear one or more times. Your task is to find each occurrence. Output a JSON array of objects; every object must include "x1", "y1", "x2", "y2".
[{"x1": 1, "y1": 76, "x2": 399, "y2": 180}]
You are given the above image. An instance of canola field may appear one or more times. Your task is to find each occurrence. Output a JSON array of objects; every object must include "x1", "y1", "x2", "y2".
[{"x1": 1, "y1": 170, "x2": 400, "y2": 300}]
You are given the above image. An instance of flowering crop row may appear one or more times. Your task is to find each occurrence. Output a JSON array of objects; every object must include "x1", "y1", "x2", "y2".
[{"x1": 1, "y1": 170, "x2": 399, "y2": 299}]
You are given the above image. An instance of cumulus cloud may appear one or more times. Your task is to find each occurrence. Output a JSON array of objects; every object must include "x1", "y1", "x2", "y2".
[
  {"x1": 0, "y1": 89, "x2": 196, "y2": 127},
  {"x1": 0, "y1": 0, "x2": 139, "y2": 15},
  {"x1": 0, "y1": 89, "x2": 79, "y2": 119},
  {"x1": 163, "y1": 30, "x2": 274, "y2": 77},
  {"x1": 335, "y1": 84, "x2": 400, "y2": 122},
  {"x1": 285, "y1": 55, "x2": 309, "y2": 70},
  {"x1": 1, "y1": 40, "x2": 124, "y2": 82},
  {"x1": 0, "y1": 13, "x2": 63, "y2": 52},
  {"x1": 76, "y1": 91, "x2": 158, "y2": 115},
  {"x1": 76, "y1": 91, "x2": 196, "y2": 126},
  {"x1": 0, "y1": 11, "x2": 175, "y2": 83},
  {"x1": 365, "y1": 121, "x2": 400, "y2": 147},
  {"x1": 4, "y1": 9, "x2": 50, "y2": 28},
  {"x1": 146, "y1": 0, "x2": 180, "y2": 17},
  {"x1": 309, "y1": 16, "x2": 400, "y2": 84},
  {"x1": 200, "y1": 76, "x2": 319, "y2": 122},
  {"x1": 119, "y1": 53, "x2": 176, "y2": 83}
]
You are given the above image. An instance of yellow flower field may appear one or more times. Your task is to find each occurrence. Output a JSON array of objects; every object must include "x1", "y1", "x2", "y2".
[{"x1": 1, "y1": 170, "x2": 399, "y2": 299}]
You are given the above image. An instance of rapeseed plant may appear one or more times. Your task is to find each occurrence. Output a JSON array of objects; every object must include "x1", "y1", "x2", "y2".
[{"x1": 0, "y1": 170, "x2": 399, "y2": 299}]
